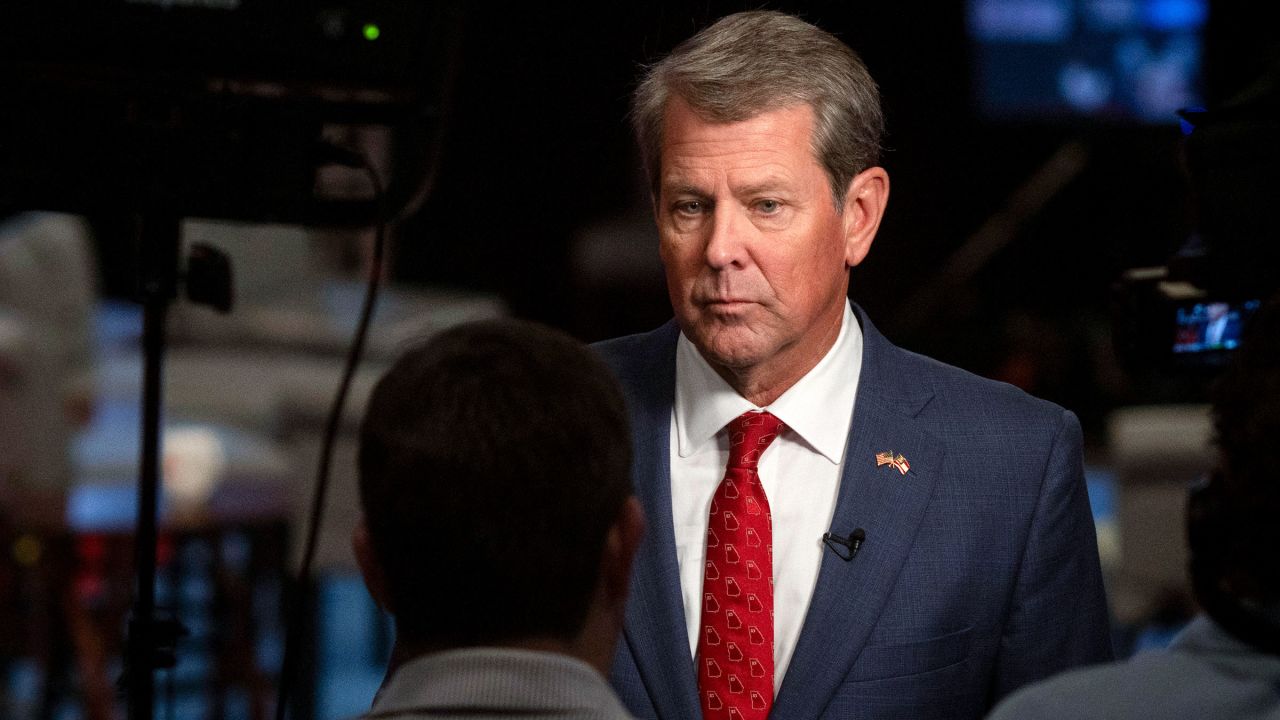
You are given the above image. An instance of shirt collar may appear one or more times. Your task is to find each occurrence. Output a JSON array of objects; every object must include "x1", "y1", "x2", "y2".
[
  {"x1": 369, "y1": 647, "x2": 623, "y2": 717},
  {"x1": 674, "y1": 301, "x2": 862, "y2": 464}
]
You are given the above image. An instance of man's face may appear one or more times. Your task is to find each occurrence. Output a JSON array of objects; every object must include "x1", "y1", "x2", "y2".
[{"x1": 656, "y1": 98, "x2": 877, "y2": 387}]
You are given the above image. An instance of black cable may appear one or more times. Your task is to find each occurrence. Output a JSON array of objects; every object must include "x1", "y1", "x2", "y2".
[
  {"x1": 270, "y1": 11, "x2": 463, "y2": 713},
  {"x1": 274, "y1": 151, "x2": 386, "y2": 720}
]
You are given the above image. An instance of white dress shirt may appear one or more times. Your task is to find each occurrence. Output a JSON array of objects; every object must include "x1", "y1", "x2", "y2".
[{"x1": 670, "y1": 301, "x2": 863, "y2": 690}]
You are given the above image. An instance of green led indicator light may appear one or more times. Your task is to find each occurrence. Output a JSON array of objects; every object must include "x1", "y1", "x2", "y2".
[{"x1": 363, "y1": 23, "x2": 381, "y2": 41}]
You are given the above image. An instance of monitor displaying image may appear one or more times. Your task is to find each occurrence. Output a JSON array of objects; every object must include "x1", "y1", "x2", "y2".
[
  {"x1": 1172, "y1": 298, "x2": 1260, "y2": 355},
  {"x1": 968, "y1": 0, "x2": 1207, "y2": 123}
]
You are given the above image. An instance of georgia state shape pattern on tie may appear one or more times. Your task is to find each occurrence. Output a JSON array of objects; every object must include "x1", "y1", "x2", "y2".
[{"x1": 698, "y1": 411, "x2": 784, "y2": 720}]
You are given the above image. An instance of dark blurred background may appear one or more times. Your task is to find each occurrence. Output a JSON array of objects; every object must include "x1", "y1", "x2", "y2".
[
  {"x1": 386, "y1": 0, "x2": 1273, "y2": 442},
  {"x1": 59, "y1": 0, "x2": 1278, "y2": 441},
  {"x1": 3, "y1": 1, "x2": 1278, "y2": 718}
]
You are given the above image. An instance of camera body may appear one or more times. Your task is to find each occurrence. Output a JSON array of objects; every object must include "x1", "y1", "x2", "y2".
[
  {"x1": 0, "y1": 0, "x2": 453, "y2": 224},
  {"x1": 1113, "y1": 69, "x2": 1280, "y2": 379}
]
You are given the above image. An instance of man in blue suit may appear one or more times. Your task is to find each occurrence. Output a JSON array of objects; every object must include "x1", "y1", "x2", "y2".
[{"x1": 595, "y1": 11, "x2": 1112, "y2": 720}]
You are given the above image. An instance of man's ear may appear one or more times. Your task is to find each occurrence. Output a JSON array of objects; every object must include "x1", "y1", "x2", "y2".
[
  {"x1": 842, "y1": 166, "x2": 890, "y2": 268},
  {"x1": 353, "y1": 515, "x2": 392, "y2": 613},
  {"x1": 601, "y1": 497, "x2": 646, "y2": 604}
]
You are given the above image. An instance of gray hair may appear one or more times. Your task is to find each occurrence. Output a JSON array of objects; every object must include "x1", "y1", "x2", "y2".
[{"x1": 631, "y1": 10, "x2": 884, "y2": 211}]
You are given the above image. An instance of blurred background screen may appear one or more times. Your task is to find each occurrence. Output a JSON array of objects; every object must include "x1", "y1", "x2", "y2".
[{"x1": 969, "y1": 0, "x2": 1208, "y2": 123}]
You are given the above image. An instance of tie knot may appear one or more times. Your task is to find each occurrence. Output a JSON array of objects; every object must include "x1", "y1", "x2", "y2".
[{"x1": 726, "y1": 411, "x2": 785, "y2": 469}]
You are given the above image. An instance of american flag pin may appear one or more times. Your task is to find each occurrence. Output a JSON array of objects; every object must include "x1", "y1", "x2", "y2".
[{"x1": 875, "y1": 451, "x2": 910, "y2": 475}]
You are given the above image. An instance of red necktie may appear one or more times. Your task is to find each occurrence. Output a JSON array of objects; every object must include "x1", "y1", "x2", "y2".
[{"x1": 698, "y1": 411, "x2": 785, "y2": 720}]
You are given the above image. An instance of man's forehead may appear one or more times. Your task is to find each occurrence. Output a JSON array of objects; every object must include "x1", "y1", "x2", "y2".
[
  {"x1": 658, "y1": 101, "x2": 820, "y2": 193},
  {"x1": 660, "y1": 99, "x2": 819, "y2": 172}
]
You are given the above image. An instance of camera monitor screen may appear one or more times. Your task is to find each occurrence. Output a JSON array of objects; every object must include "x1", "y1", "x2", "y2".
[
  {"x1": 1173, "y1": 299, "x2": 1261, "y2": 355},
  {"x1": 968, "y1": 0, "x2": 1207, "y2": 123}
]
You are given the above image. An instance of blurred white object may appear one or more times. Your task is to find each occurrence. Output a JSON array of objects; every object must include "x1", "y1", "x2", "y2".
[
  {"x1": 0, "y1": 212, "x2": 97, "y2": 493},
  {"x1": 1107, "y1": 403, "x2": 1214, "y2": 624},
  {"x1": 167, "y1": 220, "x2": 505, "y2": 362},
  {"x1": 163, "y1": 425, "x2": 228, "y2": 511}
]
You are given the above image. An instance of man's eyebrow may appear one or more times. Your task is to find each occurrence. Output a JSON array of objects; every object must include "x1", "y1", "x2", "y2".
[
  {"x1": 661, "y1": 183, "x2": 710, "y2": 198},
  {"x1": 662, "y1": 177, "x2": 794, "y2": 198},
  {"x1": 735, "y1": 176, "x2": 793, "y2": 197}
]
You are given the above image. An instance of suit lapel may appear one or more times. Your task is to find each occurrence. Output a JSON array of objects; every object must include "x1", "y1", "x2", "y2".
[
  {"x1": 772, "y1": 307, "x2": 944, "y2": 720},
  {"x1": 620, "y1": 324, "x2": 702, "y2": 720}
]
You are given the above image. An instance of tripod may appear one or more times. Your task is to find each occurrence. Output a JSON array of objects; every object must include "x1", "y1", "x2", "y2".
[{"x1": 122, "y1": 213, "x2": 231, "y2": 720}]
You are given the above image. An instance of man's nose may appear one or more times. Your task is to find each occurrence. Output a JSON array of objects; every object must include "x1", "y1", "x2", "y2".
[{"x1": 704, "y1": 205, "x2": 748, "y2": 269}]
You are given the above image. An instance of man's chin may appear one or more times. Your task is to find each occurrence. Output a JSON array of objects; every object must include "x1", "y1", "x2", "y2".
[{"x1": 688, "y1": 327, "x2": 771, "y2": 372}]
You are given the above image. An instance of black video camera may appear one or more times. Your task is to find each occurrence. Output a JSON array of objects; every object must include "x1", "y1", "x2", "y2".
[
  {"x1": 0, "y1": 0, "x2": 455, "y2": 225},
  {"x1": 1113, "y1": 63, "x2": 1280, "y2": 379}
]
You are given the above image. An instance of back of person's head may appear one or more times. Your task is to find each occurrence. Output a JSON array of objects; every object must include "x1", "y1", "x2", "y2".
[
  {"x1": 357, "y1": 319, "x2": 633, "y2": 649},
  {"x1": 1189, "y1": 293, "x2": 1280, "y2": 651},
  {"x1": 631, "y1": 10, "x2": 883, "y2": 210}
]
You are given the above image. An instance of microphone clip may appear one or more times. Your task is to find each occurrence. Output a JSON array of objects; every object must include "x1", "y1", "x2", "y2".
[{"x1": 822, "y1": 528, "x2": 866, "y2": 562}]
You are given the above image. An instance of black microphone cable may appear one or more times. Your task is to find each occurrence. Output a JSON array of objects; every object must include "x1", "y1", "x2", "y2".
[
  {"x1": 274, "y1": 145, "x2": 386, "y2": 720},
  {"x1": 273, "y1": 9, "x2": 462, "y2": 714},
  {"x1": 822, "y1": 527, "x2": 866, "y2": 561}
]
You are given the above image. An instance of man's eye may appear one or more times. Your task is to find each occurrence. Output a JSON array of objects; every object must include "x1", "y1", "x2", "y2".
[
  {"x1": 676, "y1": 201, "x2": 704, "y2": 215},
  {"x1": 757, "y1": 199, "x2": 781, "y2": 214}
]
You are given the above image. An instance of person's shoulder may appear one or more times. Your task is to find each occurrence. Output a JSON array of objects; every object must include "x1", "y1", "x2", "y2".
[
  {"x1": 986, "y1": 664, "x2": 1114, "y2": 720},
  {"x1": 591, "y1": 320, "x2": 680, "y2": 377},
  {"x1": 880, "y1": 339, "x2": 1071, "y2": 429},
  {"x1": 987, "y1": 645, "x2": 1236, "y2": 720},
  {"x1": 989, "y1": 655, "x2": 1168, "y2": 720},
  {"x1": 857, "y1": 306, "x2": 1068, "y2": 428}
]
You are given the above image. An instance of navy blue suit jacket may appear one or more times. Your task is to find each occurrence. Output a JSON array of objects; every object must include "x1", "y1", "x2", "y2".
[{"x1": 594, "y1": 306, "x2": 1112, "y2": 720}]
